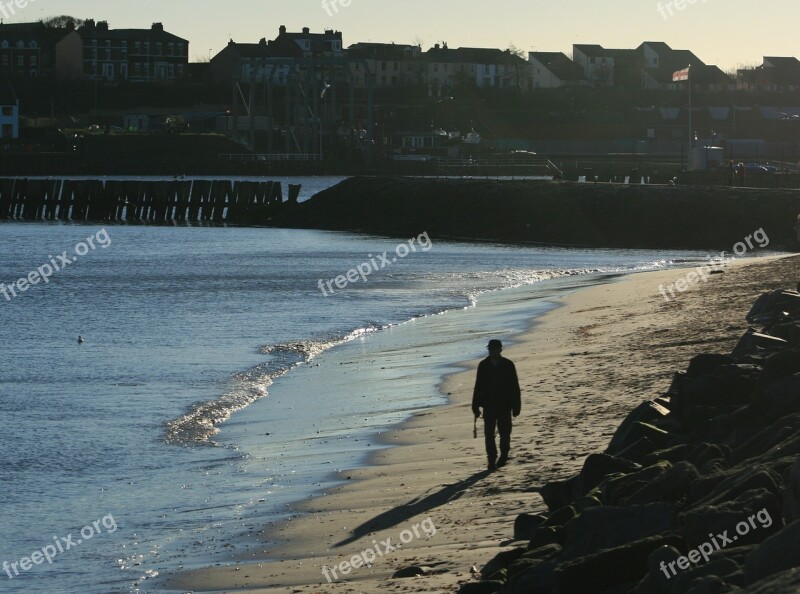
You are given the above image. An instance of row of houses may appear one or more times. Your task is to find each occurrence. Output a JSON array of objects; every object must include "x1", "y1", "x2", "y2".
[
  {"x1": 0, "y1": 20, "x2": 188, "y2": 82},
  {"x1": 2, "y1": 19, "x2": 800, "y2": 94}
]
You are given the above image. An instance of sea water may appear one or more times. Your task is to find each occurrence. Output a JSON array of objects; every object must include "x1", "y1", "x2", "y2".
[{"x1": 0, "y1": 213, "x2": 714, "y2": 592}]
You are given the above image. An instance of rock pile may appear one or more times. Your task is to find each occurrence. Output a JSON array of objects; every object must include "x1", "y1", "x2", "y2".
[{"x1": 460, "y1": 288, "x2": 800, "y2": 594}]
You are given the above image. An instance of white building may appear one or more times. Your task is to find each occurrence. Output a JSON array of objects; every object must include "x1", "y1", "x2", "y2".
[{"x1": 0, "y1": 81, "x2": 19, "y2": 140}]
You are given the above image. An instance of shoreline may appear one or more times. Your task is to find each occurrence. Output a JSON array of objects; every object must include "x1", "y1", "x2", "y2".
[{"x1": 161, "y1": 255, "x2": 796, "y2": 593}]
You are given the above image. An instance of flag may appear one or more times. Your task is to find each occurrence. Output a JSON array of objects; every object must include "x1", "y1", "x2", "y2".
[{"x1": 672, "y1": 67, "x2": 690, "y2": 82}]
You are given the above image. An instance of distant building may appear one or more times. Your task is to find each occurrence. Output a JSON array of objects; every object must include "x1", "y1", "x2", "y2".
[
  {"x1": 0, "y1": 21, "x2": 67, "y2": 79},
  {"x1": 737, "y1": 57, "x2": 800, "y2": 92},
  {"x1": 572, "y1": 44, "x2": 632, "y2": 87},
  {"x1": 211, "y1": 38, "x2": 275, "y2": 83},
  {"x1": 423, "y1": 44, "x2": 531, "y2": 95},
  {"x1": 56, "y1": 21, "x2": 188, "y2": 82},
  {"x1": 211, "y1": 26, "x2": 344, "y2": 84},
  {"x1": 0, "y1": 80, "x2": 19, "y2": 139},
  {"x1": 347, "y1": 42, "x2": 422, "y2": 89},
  {"x1": 270, "y1": 25, "x2": 343, "y2": 58},
  {"x1": 528, "y1": 52, "x2": 586, "y2": 88},
  {"x1": 571, "y1": 42, "x2": 730, "y2": 91}
]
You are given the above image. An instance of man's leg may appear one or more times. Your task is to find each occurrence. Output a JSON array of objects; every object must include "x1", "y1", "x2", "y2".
[
  {"x1": 483, "y1": 409, "x2": 498, "y2": 469},
  {"x1": 497, "y1": 409, "x2": 513, "y2": 466}
]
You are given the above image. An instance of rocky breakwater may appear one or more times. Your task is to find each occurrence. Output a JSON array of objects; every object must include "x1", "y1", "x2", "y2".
[
  {"x1": 459, "y1": 287, "x2": 800, "y2": 594},
  {"x1": 271, "y1": 177, "x2": 800, "y2": 250}
]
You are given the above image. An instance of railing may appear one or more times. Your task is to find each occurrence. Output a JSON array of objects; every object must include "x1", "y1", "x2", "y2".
[{"x1": 219, "y1": 153, "x2": 322, "y2": 162}]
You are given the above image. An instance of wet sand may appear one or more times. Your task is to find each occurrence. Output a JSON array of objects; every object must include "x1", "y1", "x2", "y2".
[{"x1": 163, "y1": 255, "x2": 798, "y2": 593}]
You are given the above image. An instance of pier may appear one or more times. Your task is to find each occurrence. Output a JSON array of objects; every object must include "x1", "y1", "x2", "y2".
[{"x1": 0, "y1": 178, "x2": 301, "y2": 225}]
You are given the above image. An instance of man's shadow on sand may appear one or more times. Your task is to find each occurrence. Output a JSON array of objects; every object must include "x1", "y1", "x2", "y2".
[{"x1": 334, "y1": 468, "x2": 493, "y2": 548}]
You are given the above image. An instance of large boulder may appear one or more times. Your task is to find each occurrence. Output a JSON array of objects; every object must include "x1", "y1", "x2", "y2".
[
  {"x1": 740, "y1": 568, "x2": 800, "y2": 593},
  {"x1": 598, "y1": 461, "x2": 673, "y2": 506},
  {"x1": 667, "y1": 558, "x2": 741, "y2": 594},
  {"x1": 505, "y1": 558, "x2": 559, "y2": 594},
  {"x1": 554, "y1": 534, "x2": 684, "y2": 594},
  {"x1": 687, "y1": 464, "x2": 782, "y2": 509},
  {"x1": 481, "y1": 548, "x2": 524, "y2": 580},
  {"x1": 752, "y1": 373, "x2": 800, "y2": 423},
  {"x1": 622, "y1": 461, "x2": 699, "y2": 506},
  {"x1": 561, "y1": 503, "x2": 678, "y2": 561},
  {"x1": 578, "y1": 453, "x2": 641, "y2": 493},
  {"x1": 782, "y1": 457, "x2": 800, "y2": 524},
  {"x1": 680, "y1": 487, "x2": 782, "y2": 549},
  {"x1": 731, "y1": 329, "x2": 789, "y2": 359},
  {"x1": 746, "y1": 290, "x2": 800, "y2": 324},
  {"x1": 606, "y1": 401, "x2": 672, "y2": 456},
  {"x1": 744, "y1": 521, "x2": 800, "y2": 585},
  {"x1": 513, "y1": 513, "x2": 547, "y2": 541}
]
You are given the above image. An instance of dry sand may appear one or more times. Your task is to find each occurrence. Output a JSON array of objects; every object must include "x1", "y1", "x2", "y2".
[{"x1": 163, "y1": 255, "x2": 799, "y2": 594}]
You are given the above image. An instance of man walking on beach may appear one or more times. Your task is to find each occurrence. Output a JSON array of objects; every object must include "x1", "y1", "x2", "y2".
[{"x1": 472, "y1": 340, "x2": 521, "y2": 471}]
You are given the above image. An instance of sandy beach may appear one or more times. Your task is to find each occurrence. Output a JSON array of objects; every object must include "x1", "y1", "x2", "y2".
[{"x1": 163, "y1": 254, "x2": 799, "y2": 594}]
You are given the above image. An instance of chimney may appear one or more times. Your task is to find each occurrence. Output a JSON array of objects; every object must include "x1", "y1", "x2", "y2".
[
  {"x1": 259, "y1": 37, "x2": 267, "y2": 46},
  {"x1": 279, "y1": 25, "x2": 286, "y2": 35},
  {"x1": 66, "y1": 20, "x2": 75, "y2": 31},
  {"x1": 324, "y1": 29, "x2": 333, "y2": 35},
  {"x1": 84, "y1": 19, "x2": 96, "y2": 29},
  {"x1": 151, "y1": 22, "x2": 164, "y2": 32},
  {"x1": 434, "y1": 43, "x2": 440, "y2": 49},
  {"x1": 302, "y1": 27, "x2": 310, "y2": 35},
  {"x1": 97, "y1": 21, "x2": 109, "y2": 32}
]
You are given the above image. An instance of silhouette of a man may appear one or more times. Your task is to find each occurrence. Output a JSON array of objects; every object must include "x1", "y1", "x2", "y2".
[{"x1": 472, "y1": 339, "x2": 521, "y2": 471}]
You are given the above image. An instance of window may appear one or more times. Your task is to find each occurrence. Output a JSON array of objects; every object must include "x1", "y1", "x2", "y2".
[
  {"x1": 1, "y1": 56, "x2": 8, "y2": 66},
  {"x1": 168, "y1": 43, "x2": 174, "y2": 56},
  {"x1": 17, "y1": 56, "x2": 23, "y2": 66},
  {"x1": 135, "y1": 41, "x2": 141, "y2": 53},
  {"x1": 30, "y1": 56, "x2": 37, "y2": 66},
  {"x1": 29, "y1": 41, "x2": 37, "y2": 48},
  {"x1": 156, "y1": 42, "x2": 163, "y2": 55},
  {"x1": 1, "y1": 106, "x2": 12, "y2": 116}
]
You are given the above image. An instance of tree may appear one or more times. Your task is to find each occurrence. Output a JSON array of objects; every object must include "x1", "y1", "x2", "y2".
[
  {"x1": 42, "y1": 15, "x2": 87, "y2": 29},
  {"x1": 507, "y1": 44, "x2": 526, "y2": 59}
]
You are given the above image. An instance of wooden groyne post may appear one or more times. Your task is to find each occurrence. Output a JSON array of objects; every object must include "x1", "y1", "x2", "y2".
[{"x1": 0, "y1": 178, "x2": 297, "y2": 225}]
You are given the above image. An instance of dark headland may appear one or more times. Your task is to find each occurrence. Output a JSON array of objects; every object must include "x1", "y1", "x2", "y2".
[{"x1": 272, "y1": 177, "x2": 800, "y2": 250}]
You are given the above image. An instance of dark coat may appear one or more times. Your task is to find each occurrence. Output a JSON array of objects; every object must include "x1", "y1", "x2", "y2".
[{"x1": 472, "y1": 356, "x2": 521, "y2": 415}]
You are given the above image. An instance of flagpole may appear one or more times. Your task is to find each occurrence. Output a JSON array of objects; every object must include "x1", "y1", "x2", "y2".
[{"x1": 688, "y1": 65, "x2": 693, "y2": 149}]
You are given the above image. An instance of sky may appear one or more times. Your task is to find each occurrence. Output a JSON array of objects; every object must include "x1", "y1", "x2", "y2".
[{"x1": 6, "y1": 0, "x2": 797, "y2": 71}]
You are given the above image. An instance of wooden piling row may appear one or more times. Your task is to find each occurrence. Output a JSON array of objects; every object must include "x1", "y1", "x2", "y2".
[{"x1": 0, "y1": 179, "x2": 300, "y2": 224}]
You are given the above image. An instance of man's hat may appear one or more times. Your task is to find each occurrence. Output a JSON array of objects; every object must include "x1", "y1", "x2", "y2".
[{"x1": 487, "y1": 339, "x2": 503, "y2": 350}]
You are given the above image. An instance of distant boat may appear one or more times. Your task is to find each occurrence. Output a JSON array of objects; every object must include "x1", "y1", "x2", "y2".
[{"x1": 463, "y1": 132, "x2": 482, "y2": 145}]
